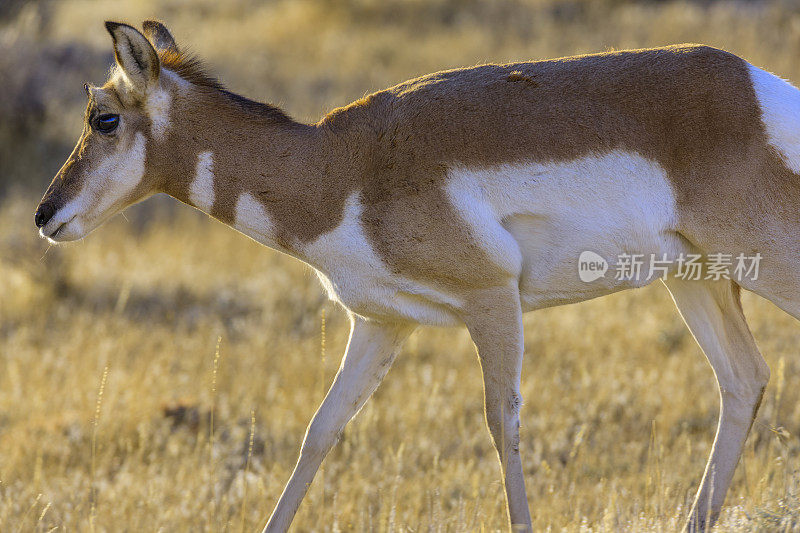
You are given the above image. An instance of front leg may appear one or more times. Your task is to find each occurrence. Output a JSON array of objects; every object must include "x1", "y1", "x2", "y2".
[{"x1": 263, "y1": 314, "x2": 414, "y2": 533}]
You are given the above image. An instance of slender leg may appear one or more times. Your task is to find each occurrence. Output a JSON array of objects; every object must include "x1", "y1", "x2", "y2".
[
  {"x1": 263, "y1": 315, "x2": 414, "y2": 533},
  {"x1": 461, "y1": 283, "x2": 532, "y2": 532},
  {"x1": 663, "y1": 278, "x2": 770, "y2": 532}
]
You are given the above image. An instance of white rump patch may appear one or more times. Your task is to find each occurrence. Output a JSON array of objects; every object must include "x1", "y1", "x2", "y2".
[
  {"x1": 190, "y1": 151, "x2": 215, "y2": 212},
  {"x1": 748, "y1": 63, "x2": 800, "y2": 173}
]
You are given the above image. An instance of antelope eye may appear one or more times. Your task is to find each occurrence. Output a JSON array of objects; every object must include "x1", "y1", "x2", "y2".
[{"x1": 94, "y1": 114, "x2": 119, "y2": 134}]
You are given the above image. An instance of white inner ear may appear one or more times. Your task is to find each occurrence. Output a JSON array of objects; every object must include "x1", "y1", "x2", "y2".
[
  {"x1": 110, "y1": 66, "x2": 133, "y2": 93},
  {"x1": 117, "y1": 37, "x2": 142, "y2": 76},
  {"x1": 113, "y1": 31, "x2": 155, "y2": 93},
  {"x1": 118, "y1": 38, "x2": 135, "y2": 65}
]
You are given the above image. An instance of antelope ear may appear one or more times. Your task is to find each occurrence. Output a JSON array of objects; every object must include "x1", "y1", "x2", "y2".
[
  {"x1": 142, "y1": 20, "x2": 178, "y2": 53},
  {"x1": 105, "y1": 21, "x2": 159, "y2": 92}
]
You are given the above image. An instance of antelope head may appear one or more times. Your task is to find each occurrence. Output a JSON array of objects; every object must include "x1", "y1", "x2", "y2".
[{"x1": 35, "y1": 20, "x2": 180, "y2": 242}]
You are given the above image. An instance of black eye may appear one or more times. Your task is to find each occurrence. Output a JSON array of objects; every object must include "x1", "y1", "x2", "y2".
[{"x1": 94, "y1": 114, "x2": 119, "y2": 134}]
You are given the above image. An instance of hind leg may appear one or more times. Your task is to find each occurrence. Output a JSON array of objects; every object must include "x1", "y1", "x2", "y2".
[
  {"x1": 663, "y1": 278, "x2": 770, "y2": 531},
  {"x1": 460, "y1": 282, "x2": 532, "y2": 532}
]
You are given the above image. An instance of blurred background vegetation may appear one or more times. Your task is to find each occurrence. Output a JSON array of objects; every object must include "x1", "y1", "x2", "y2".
[
  {"x1": 1, "y1": 0, "x2": 800, "y2": 531},
  {"x1": 5, "y1": 0, "x2": 800, "y2": 198}
]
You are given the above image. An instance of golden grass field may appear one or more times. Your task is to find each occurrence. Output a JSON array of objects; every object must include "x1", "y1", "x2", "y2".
[{"x1": 1, "y1": 0, "x2": 800, "y2": 531}]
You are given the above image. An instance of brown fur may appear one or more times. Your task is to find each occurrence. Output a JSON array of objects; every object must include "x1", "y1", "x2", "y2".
[
  {"x1": 36, "y1": 24, "x2": 800, "y2": 533},
  {"x1": 146, "y1": 44, "x2": 793, "y2": 290},
  {"x1": 40, "y1": 37, "x2": 797, "y2": 293}
]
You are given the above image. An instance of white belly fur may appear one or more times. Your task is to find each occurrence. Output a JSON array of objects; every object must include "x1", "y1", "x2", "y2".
[
  {"x1": 446, "y1": 150, "x2": 688, "y2": 311},
  {"x1": 297, "y1": 150, "x2": 687, "y2": 325}
]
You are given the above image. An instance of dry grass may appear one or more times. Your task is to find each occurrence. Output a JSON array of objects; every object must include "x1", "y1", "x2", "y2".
[{"x1": 1, "y1": 0, "x2": 800, "y2": 531}]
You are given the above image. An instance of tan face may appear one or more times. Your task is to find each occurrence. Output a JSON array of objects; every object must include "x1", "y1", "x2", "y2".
[
  {"x1": 35, "y1": 84, "x2": 155, "y2": 242},
  {"x1": 35, "y1": 21, "x2": 165, "y2": 243}
]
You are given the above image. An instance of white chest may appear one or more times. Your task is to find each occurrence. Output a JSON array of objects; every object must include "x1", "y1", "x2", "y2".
[{"x1": 302, "y1": 193, "x2": 463, "y2": 325}]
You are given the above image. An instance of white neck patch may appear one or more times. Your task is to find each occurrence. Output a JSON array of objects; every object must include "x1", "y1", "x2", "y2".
[
  {"x1": 190, "y1": 151, "x2": 215, "y2": 212},
  {"x1": 233, "y1": 192, "x2": 278, "y2": 248},
  {"x1": 146, "y1": 70, "x2": 188, "y2": 140},
  {"x1": 146, "y1": 85, "x2": 172, "y2": 140}
]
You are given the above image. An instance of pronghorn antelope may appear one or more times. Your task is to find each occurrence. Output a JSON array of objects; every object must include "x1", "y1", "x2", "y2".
[{"x1": 36, "y1": 19, "x2": 798, "y2": 532}]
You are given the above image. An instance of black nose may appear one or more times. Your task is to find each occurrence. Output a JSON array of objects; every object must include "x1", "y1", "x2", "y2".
[{"x1": 34, "y1": 203, "x2": 55, "y2": 228}]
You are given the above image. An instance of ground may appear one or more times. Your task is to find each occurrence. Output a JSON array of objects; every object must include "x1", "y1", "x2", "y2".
[{"x1": 1, "y1": 1, "x2": 799, "y2": 531}]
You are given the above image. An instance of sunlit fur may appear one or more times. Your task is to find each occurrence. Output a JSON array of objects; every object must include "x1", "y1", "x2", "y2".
[{"x1": 33, "y1": 20, "x2": 800, "y2": 533}]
